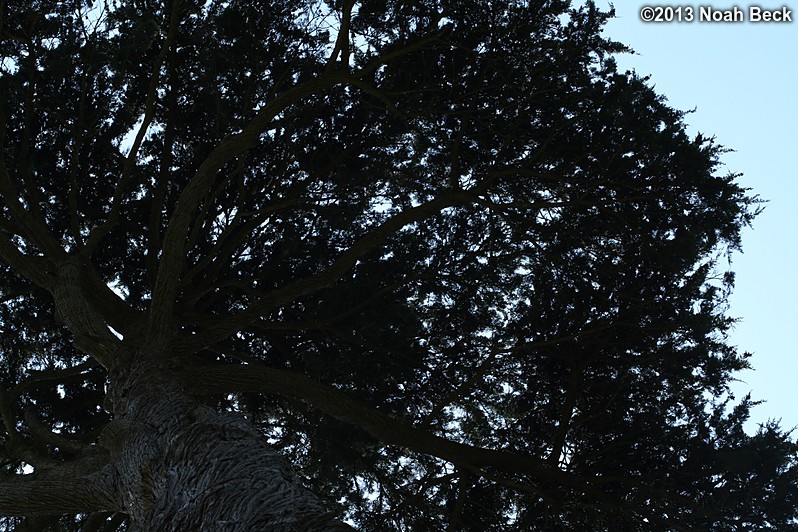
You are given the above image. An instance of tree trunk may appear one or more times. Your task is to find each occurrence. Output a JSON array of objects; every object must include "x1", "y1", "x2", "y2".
[{"x1": 101, "y1": 356, "x2": 354, "y2": 531}]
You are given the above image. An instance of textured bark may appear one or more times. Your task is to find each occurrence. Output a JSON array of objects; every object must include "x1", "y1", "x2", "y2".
[
  {"x1": 102, "y1": 360, "x2": 354, "y2": 531},
  {"x1": 51, "y1": 257, "x2": 121, "y2": 368},
  {"x1": 0, "y1": 473, "x2": 117, "y2": 516}
]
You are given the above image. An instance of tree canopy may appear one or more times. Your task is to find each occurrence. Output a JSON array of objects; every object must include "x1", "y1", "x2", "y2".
[{"x1": 1, "y1": 0, "x2": 796, "y2": 529}]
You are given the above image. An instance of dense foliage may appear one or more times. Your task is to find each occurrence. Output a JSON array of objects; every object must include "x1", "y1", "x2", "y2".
[{"x1": 1, "y1": 0, "x2": 796, "y2": 529}]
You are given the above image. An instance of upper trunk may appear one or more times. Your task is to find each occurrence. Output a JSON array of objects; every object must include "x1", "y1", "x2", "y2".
[{"x1": 100, "y1": 354, "x2": 354, "y2": 531}]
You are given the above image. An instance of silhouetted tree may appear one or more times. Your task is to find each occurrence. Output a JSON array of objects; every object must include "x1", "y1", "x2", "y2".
[{"x1": 0, "y1": 0, "x2": 795, "y2": 529}]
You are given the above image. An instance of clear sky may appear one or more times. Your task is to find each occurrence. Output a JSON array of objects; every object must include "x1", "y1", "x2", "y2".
[{"x1": 599, "y1": 3, "x2": 797, "y2": 433}]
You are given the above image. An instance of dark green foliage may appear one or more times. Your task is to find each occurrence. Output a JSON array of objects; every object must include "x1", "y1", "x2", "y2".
[{"x1": 1, "y1": 0, "x2": 796, "y2": 529}]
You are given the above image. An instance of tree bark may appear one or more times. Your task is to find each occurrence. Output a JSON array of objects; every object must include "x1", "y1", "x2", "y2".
[
  {"x1": 0, "y1": 473, "x2": 117, "y2": 516},
  {"x1": 100, "y1": 361, "x2": 355, "y2": 531},
  {"x1": 118, "y1": 410, "x2": 352, "y2": 530}
]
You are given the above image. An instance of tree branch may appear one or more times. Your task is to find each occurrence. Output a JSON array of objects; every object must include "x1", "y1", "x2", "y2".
[
  {"x1": 183, "y1": 361, "x2": 581, "y2": 489},
  {"x1": 325, "y1": 0, "x2": 354, "y2": 71},
  {"x1": 66, "y1": 64, "x2": 92, "y2": 249},
  {"x1": 0, "y1": 469, "x2": 119, "y2": 516},
  {"x1": 181, "y1": 192, "x2": 467, "y2": 351},
  {"x1": 149, "y1": 25, "x2": 454, "y2": 349},
  {"x1": 0, "y1": 169, "x2": 65, "y2": 262},
  {"x1": 9, "y1": 359, "x2": 99, "y2": 401},
  {"x1": 23, "y1": 407, "x2": 94, "y2": 456},
  {"x1": 86, "y1": 0, "x2": 183, "y2": 255},
  {"x1": 147, "y1": 71, "x2": 348, "y2": 346},
  {"x1": 51, "y1": 257, "x2": 121, "y2": 367},
  {"x1": 0, "y1": 237, "x2": 55, "y2": 290}
]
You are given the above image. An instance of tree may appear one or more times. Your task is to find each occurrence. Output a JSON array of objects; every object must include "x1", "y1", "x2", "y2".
[{"x1": 0, "y1": 0, "x2": 795, "y2": 529}]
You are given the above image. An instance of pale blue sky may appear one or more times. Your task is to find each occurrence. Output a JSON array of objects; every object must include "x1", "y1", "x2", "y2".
[{"x1": 600, "y1": 4, "x2": 797, "y2": 433}]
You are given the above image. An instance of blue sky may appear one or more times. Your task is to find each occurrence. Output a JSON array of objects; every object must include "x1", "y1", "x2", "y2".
[{"x1": 600, "y1": 4, "x2": 797, "y2": 433}]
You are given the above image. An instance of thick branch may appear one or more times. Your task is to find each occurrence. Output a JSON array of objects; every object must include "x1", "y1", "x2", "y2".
[
  {"x1": 10, "y1": 360, "x2": 99, "y2": 401},
  {"x1": 0, "y1": 237, "x2": 55, "y2": 289},
  {"x1": 183, "y1": 362, "x2": 579, "y2": 489},
  {"x1": 0, "y1": 163, "x2": 64, "y2": 263},
  {"x1": 80, "y1": 262, "x2": 139, "y2": 336},
  {"x1": 0, "y1": 470, "x2": 118, "y2": 516},
  {"x1": 24, "y1": 407, "x2": 93, "y2": 456},
  {"x1": 52, "y1": 257, "x2": 121, "y2": 367}
]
